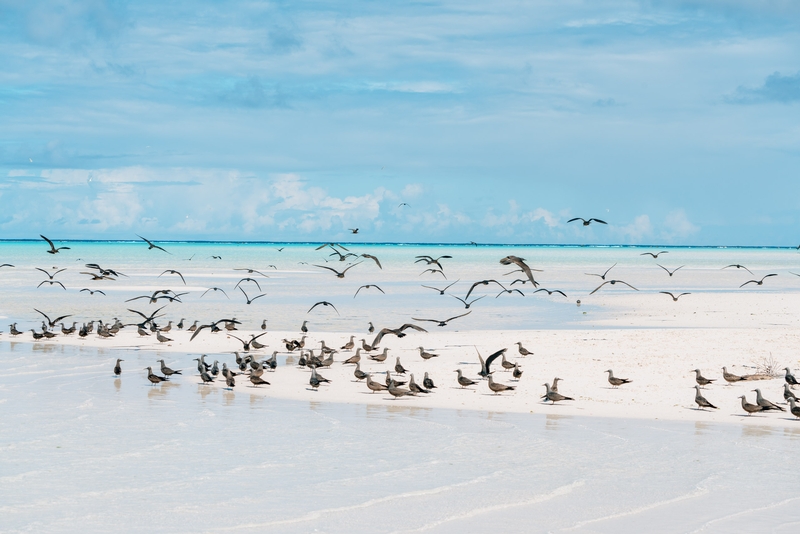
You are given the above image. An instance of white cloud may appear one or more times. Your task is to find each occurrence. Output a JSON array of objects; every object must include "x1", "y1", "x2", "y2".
[
  {"x1": 661, "y1": 209, "x2": 699, "y2": 241},
  {"x1": 617, "y1": 214, "x2": 653, "y2": 242}
]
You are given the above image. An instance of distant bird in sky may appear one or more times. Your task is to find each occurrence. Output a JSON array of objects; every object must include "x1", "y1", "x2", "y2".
[
  {"x1": 398, "y1": 203, "x2": 409, "y2": 207},
  {"x1": 420, "y1": 268, "x2": 447, "y2": 279},
  {"x1": 451, "y1": 294, "x2": 486, "y2": 308},
  {"x1": 234, "y1": 268, "x2": 269, "y2": 277},
  {"x1": 640, "y1": 251, "x2": 668, "y2": 258},
  {"x1": 740, "y1": 274, "x2": 777, "y2": 288},
  {"x1": 660, "y1": 291, "x2": 690, "y2": 301},
  {"x1": 349, "y1": 228, "x2": 359, "y2": 234},
  {"x1": 201, "y1": 287, "x2": 229, "y2": 298},
  {"x1": 41, "y1": 235, "x2": 70, "y2": 254},
  {"x1": 568, "y1": 218, "x2": 607, "y2": 226},
  {"x1": 465, "y1": 279, "x2": 506, "y2": 300},
  {"x1": 239, "y1": 287, "x2": 266, "y2": 305},
  {"x1": 136, "y1": 235, "x2": 170, "y2": 254}
]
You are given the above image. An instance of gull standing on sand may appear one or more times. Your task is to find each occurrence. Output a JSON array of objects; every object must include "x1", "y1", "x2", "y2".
[
  {"x1": 753, "y1": 389, "x2": 785, "y2": 411},
  {"x1": 455, "y1": 369, "x2": 476, "y2": 388},
  {"x1": 423, "y1": 372, "x2": 437, "y2": 389},
  {"x1": 487, "y1": 374, "x2": 515, "y2": 394},
  {"x1": 515, "y1": 342, "x2": 532, "y2": 356},
  {"x1": 542, "y1": 383, "x2": 573, "y2": 404},
  {"x1": 366, "y1": 374, "x2": 388, "y2": 393},
  {"x1": 739, "y1": 394, "x2": 763, "y2": 415},
  {"x1": 784, "y1": 368, "x2": 798, "y2": 387},
  {"x1": 787, "y1": 398, "x2": 800, "y2": 419},
  {"x1": 722, "y1": 367, "x2": 744, "y2": 384},
  {"x1": 605, "y1": 369, "x2": 631, "y2": 388},
  {"x1": 692, "y1": 369, "x2": 715, "y2": 388},
  {"x1": 694, "y1": 385, "x2": 718, "y2": 410},
  {"x1": 783, "y1": 384, "x2": 797, "y2": 402}
]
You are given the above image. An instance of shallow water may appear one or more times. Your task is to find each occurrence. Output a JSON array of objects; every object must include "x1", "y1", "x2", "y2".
[
  {"x1": 2, "y1": 342, "x2": 799, "y2": 533},
  {"x1": 2, "y1": 241, "x2": 800, "y2": 332}
]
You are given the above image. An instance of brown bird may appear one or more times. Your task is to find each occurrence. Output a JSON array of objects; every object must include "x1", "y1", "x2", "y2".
[
  {"x1": 605, "y1": 369, "x2": 631, "y2": 388},
  {"x1": 692, "y1": 369, "x2": 715, "y2": 388}
]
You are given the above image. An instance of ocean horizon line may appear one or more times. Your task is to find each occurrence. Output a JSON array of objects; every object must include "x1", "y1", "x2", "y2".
[{"x1": 0, "y1": 239, "x2": 798, "y2": 250}]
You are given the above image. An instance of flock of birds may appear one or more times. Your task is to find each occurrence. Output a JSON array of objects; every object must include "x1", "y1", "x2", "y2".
[{"x1": 2, "y1": 232, "x2": 800, "y2": 418}]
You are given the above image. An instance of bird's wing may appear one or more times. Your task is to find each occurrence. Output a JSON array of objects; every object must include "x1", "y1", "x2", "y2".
[
  {"x1": 250, "y1": 293, "x2": 266, "y2": 303},
  {"x1": 763, "y1": 273, "x2": 778, "y2": 280},
  {"x1": 450, "y1": 294, "x2": 467, "y2": 305},
  {"x1": 136, "y1": 234, "x2": 153, "y2": 246},
  {"x1": 127, "y1": 308, "x2": 149, "y2": 320},
  {"x1": 228, "y1": 334, "x2": 245, "y2": 344},
  {"x1": 35, "y1": 267, "x2": 51, "y2": 277},
  {"x1": 553, "y1": 290, "x2": 566, "y2": 297},
  {"x1": 640, "y1": 252, "x2": 654, "y2": 257},
  {"x1": 679, "y1": 293, "x2": 691, "y2": 297},
  {"x1": 464, "y1": 281, "x2": 483, "y2": 300},
  {"x1": 97, "y1": 290, "x2": 106, "y2": 295},
  {"x1": 353, "y1": 286, "x2": 365, "y2": 297},
  {"x1": 399, "y1": 323, "x2": 427, "y2": 333},
  {"x1": 618, "y1": 281, "x2": 638, "y2": 290},
  {"x1": 566, "y1": 218, "x2": 582, "y2": 223},
  {"x1": 362, "y1": 254, "x2": 382, "y2": 269},
  {"x1": 469, "y1": 295, "x2": 486, "y2": 304},
  {"x1": 33, "y1": 308, "x2": 52, "y2": 323},
  {"x1": 740, "y1": 280, "x2": 756, "y2": 287},
  {"x1": 341, "y1": 261, "x2": 363, "y2": 274},
  {"x1": 374, "y1": 285, "x2": 385, "y2": 294},
  {"x1": 251, "y1": 332, "x2": 268, "y2": 341},
  {"x1": 190, "y1": 325, "x2": 210, "y2": 341},
  {"x1": 445, "y1": 310, "x2": 472, "y2": 322},
  {"x1": 659, "y1": 291, "x2": 674, "y2": 298},
  {"x1": 238, "y1": 286, "x2": 249, "y2": 300},
  {"x1": 411, "y1": 317, "x2": 439, "y2": 324},
  {"x1": 656, "y1": 264, "x2": 669, "y2": 274},
  {"x1": 124, "y1": 296, "x2": 149, "y2": 302},
  {"x1": 307, "y1": 302, "x2": 323, "y2": 312},
  {"x1": 590, "y1": 219, "x2": 608, "y2": 224},
  {"x1": 314, "y1": 264, "x2": 339, "y2": 274},
  {"x1": 590, "y1": 281, "x2": 609, "y2": 295},
  {"x1": 603, "y1": 263, "x2": 617, "y2": 277},
  {"x1": 41, "y1": 235, "x2": 55, "y2": 249},
  {"x1": 485, "y1": 349, "x2": 506, "y2": 373},
  {"x1": 673, "y1": 265, "x2": 685, "y2": 273}
]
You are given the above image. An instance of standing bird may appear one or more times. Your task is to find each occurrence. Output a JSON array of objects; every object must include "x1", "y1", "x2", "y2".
[
  {"x1": 113, "y1": 359, "x2": 123, "y2": 376},
  {"x1": 787, "y1": 398, "x2": 800, "y2": 419},
  {"x1": 309, "y1": 368, "x2": 330, "y2": 390},
  {"x1": 144, "y1": 367, "x2": 168, "y2": 385},
  {"x1": 394, "y1": 357, "x2": 407, "y2": 375},
  {"x1": 487, "y1": 374, "x2": 515, "y2": 394},
  {"x1": 605, "y1": 369, "x2": 631, "y2": 388},
  {"x1": 512, "y1": 363, "x2": 523, "y2": 380},
  {"x1": 366, "y1": 373, "x2": 388, "y2": 393},
  {"x1": 41, "y1": 235, "x2": 70, "y2": 254},
  {"x1": 739, "y1": 394, "x2": 763, "y2": 415},
  {"x1": 753, "y1": 389, "x2": 785, "y2": 411},
  {"x1": 423, "y1": 372, "x2": 437, "y2": 390},
  {"x1": 783, "y1": 384, "x2": 797, "y2": 402},
  {"x1": 567, "y1": 218, "x2": 607, "y2": 226},
  {"x1": 784, "y1": 367, "x2": 799, "y2": 387},
  {"x1": 158, "y1": 359, "x2": 182, "y2": 377},
  {"x1": 454, "y1": 369, "x2": 476, "y2": 388},
  {"x1": 692, "y1": 369, "x2": 715, "y2": 388},
  {"x1": 418, "y1": 347, "x2": 439, "y2": 360},
  {"x1": 542, "y1": 383, "x2": 573, "y2": 404},
  {"x1": 515, "y1": 342, "x2": 533, "y2": 356},
  {"x1": 693, "y1": 385, "x2": 718, "y2": 410},
  {"x1": 722, "y1": 366, "x2": 744, "y2": 384}
]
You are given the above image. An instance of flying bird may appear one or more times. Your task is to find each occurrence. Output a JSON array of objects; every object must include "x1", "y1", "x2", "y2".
[
  {"x1": 411, "y1": 310, "x2": 471, "y2": 327},
  {"x1": 496, "y1": 288, "x2": 525, "y2": 298},
  {"x1": 420, "y1": 268, "x2": 447, "y2": 279},
  {"x1": 415, "y1": 255, "x2": 452, "y2": 270},
  {"x1": 239, "y1": 287, "x2": 266, "y2": 305},
  {"x1": 740, "y1": 274, "x2": 777, "y2": 288},
  {"x1": 34, "y1": 308, "x2": 72, "y2": 328},
  {"x1": 80, "y1": 288, "x2": 106, "y2": 296},
  {"x1": 451, "y1": 294, "x2": 486, "y2": 308},
  {"x1": 657, "y1": 264, "x2": 684, "y2": 277},
  {"x1": 158, "y1": 269, "x2": 186, "y2": 285},
  {"x1": 585, "y1": 263, "x2": 616, "y2": 281},
  {"x1": 234, "y1": 268, "x2": 270, "y2": 278},
  {"x1": 421, "y1": 279, "x2": 459, "y2": 295},
  {"x1": 499, "y1": 256, "x2": 540, "y2": 286},
  {"x1": 359, "y1": 254, "x2": 382, "y2": 269},
  {"x1": 201, "y1": 287, "x2": 229, "y2": 298},
  {"x1": 349, "y1": 228, "x2": 359, "y2": 234},
  {"x1": 308, "y1": 301, "x2": 339, "y2": 315},
  {"x1": 590, "y1": 280, "x2": 638, "y2": 295},
  {"x1": 640, "y1": 251, "x2": 668, "y2": 258},
  {"x1": 723, "y1": 264, "x2": 753, "y2": 275},
  {"x1": 354, "y1": 284, "x2": 385, "y2": 298},
  {"x1": 136, "y1": 235, "x2": 170, "y2": 254},
  {"x1": 660, "y1": 291, "x2": 690, "y2": 301},
  {"x1": 533, "y1": 288, "x2": 567, "y2": 297},
  {"x1": 314, "y1": 262, "x2": 362, "y2": 278},
  {"x1": 41, "y1": 235, "x2": 70, "y2": 254},
  {"x1": 464, "y1": 279, "x2": 506, "y2": 300},
  {"x1": 234, "y1": 277, "x2": 262, "y2": 291},
  {"x1": 567, "y1": 218, "x2": 607, "y2": 226}
]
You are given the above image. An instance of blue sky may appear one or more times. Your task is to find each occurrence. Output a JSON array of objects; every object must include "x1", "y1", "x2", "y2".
[{"x1": 2, "y1": 0, "x2": 800, "y2": 245}]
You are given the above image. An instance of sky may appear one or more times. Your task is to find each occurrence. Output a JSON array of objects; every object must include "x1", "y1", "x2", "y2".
[{"x1": 1, "y1": 0, "x2": 800, "y2": 245}]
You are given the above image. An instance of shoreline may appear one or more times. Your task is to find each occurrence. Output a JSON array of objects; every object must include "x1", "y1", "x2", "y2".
[{"x1": 6, "y1": 326, "x2": 799, "y2": 429}]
